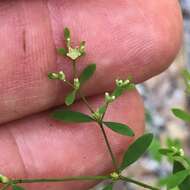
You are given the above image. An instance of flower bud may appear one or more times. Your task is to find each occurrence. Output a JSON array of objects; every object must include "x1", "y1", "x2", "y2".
[
  {"x1": 48, "y1": 72, "x2": 59, "y2": 80},
  {"x1": 110, "y1": 172, "x2": 119, "y2": 180},
  {"x1": 74, "y1": 78, "x2": 80, "y2": 90},
  {"x1": 58, "y1": 71, "x2": 66, "y2": 81},
  {"x1": 0, "y1": 175, "x2": 9, "y2": 184},
  {"x1": 105, "y1": 92, "x2": 116, "y2": 103}
]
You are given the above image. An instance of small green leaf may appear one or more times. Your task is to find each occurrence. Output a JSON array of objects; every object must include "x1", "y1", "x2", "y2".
[
  {"x1": 79, "y1": 64, "x2": 96, "y2": 85},
  {"x1": 64, "y1": 27, "x2": 70, "y2": 41},
  {"x1": 102, "y1": 183, "x2": 113, "y2": 190},
  {"x1": 52, "y1": 109, "x2": 94, "y2": 123},
  {"x1": 12, "y1": 185, "x2": 25, "y2": 190},
  {"x1": 159, "y1": 170, "x2": 189, "y2": 189},
  {"x1": 98, "y1": 105, "x2": 107, "y2": 115},
  {"x1": 65, "y1": 90, "x2": 76, "y2": 106},
  {"x1": 119, "y1": 133, "x2": 153, "y2": 171},
  {"x1": 172, "y1": 108, "x2": 190, "y2": 122},
  {"x1": 103, "y1": 122, "x2": 134, "y2": 136},
  {"x1": 79, "y1": 41, "x2": 86, "y2": 55},
  {"x1": 173, "y1": 161, "x2": 190, "y2": 190},
  {"x1": 58, "y1": 48, "x2": 67, "y2": 56}
]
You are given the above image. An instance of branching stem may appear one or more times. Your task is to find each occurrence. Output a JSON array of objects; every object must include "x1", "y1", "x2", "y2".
[{"x1": 120, "y1": 176, "x2": 160, "y2": 190}]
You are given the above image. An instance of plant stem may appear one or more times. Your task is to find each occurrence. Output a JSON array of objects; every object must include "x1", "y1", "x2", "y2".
[
  {"x1": 72, "y1": 60, "x2": 77, "y2": 78},
  {"x1": 99, "y1": 122, "x2": 118, "y2": 172},
  {"x1": 120, "y1": 176, "x2": 160, "y2": 190},
  {"x1": 79, "y1": 91, "x2": 95, "y2": 114},
  {"x1": 71, "y1": 59, "x2": 95, "y2": 114},
  {"x1": 70, "y1": 59, "x2": 118, "y2": 173},
  {"x1": 12, "y1": 175, "x2": 110, "y2": 184},
  {"x1": 65, "y1": 80, "x2": 74, "y2": 88}
]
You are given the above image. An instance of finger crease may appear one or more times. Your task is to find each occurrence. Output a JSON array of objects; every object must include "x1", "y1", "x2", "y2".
[{"x1": 7, "y1": 127, "x2": 28, "y2": 178}]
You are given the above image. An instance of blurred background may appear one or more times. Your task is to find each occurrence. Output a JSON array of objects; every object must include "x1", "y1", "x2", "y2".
[{"x1": 93, "y1": 1, "x2": 190, "y2": 189}]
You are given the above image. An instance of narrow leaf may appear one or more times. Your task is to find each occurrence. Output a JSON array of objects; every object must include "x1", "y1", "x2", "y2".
[
  {"x1": 98, "y1": 105, "x2": 107, "y2": 115},
  {"x1": 65, "y1": 90, "x2": 76, "y2": 106},
  {"x1": 58, "y1": 48, "x2": 67, "y2": 56},
  {"x1": 102, "y1": 183, "x2": 113, "y2": 190},
  {"x1": 79, "y1": 41, "x2": 86, "y2": 55},
  {"x1": 173, "y1": 161, "x2": 190, "y2": 190},
  {"x1": 79, "y1": 64, "x2": 96, "y2": 85},
  {"x1": 172, "y1": 108, "x2": 190, "y2": 122},
  {"x1": 119, "y1": 133, "x2": 153, "y2": 171},
  {"x1": 52, "y1": 109, "x2": 94, "y2": 123},
  {"x1": 159, "y1": 170, "x2": 189, "y2": 189},
  {"x1": 64, "y1": 27, "x2": 70, "y2": 40},
  {"x1": 103, "y1": 121, "x2": 134, "y2": 136},
  {"x1": 12, "y1": 185, "x2": 25, "y2": 190}
]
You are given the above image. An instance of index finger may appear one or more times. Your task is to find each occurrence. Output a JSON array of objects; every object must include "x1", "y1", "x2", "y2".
[{"x1": 0, "y1": 0, "x2": 182, "y2": 124}]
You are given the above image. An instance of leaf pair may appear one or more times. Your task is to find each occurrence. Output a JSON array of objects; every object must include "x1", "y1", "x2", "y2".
[{"x1": 52, "y1": 110, "x2": 134, "y2": 137}]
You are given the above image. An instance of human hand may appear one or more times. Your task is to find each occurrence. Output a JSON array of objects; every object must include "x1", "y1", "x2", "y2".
[{"x1": 0, "y1": 1, "x2": 182, "y2": 189}]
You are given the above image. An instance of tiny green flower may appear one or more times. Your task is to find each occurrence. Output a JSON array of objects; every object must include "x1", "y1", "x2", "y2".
[
  {"x1": 110, "y1": 172, "x2": 119, "y2": 181},
  {"x1": 58, "y1": 71, "x2": 66, "y2": 81},
  {"x1": 0, "y1": 174, "x2": 9, "y2": 183},
  {"x1": 48, "y1": 71, "x2": 66, "y2": 81},
  {"x1": 105, "y1": 92, "x2": 116, "y2": 103},
  {"x1": 74, "y1": 78, "x2": 80, "y2": 90},
  {"x1": 79, "y1": 41, "x2": 86, "y2": 55},
  {"x1": 179, "y1": 148, "x2": 184, "y2": 156},
  {"x1": 115, "y1": 79, "x2": 130, "y2": 88},
  {"x1": 91, "y1": 111, "x2": 102, "y2": 122},
  {"x1": 171, "y1": 146, "x2": 178, "y2": 154},
  {"x1": 67, "y1": 47, "x2": 83, "y2": 60}
]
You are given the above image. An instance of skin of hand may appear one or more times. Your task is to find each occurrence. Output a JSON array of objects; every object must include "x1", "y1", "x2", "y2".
[{"x1": 0, "y1": 0, "x2": 182, "y2": 190}]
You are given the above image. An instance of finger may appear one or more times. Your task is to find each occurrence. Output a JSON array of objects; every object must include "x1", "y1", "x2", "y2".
[
  {"x1": 0, "y1": 90, "x2": 144, "y2": 190},
  {"x1": 0, "y1": 0, "x2": 182, "y2": 124}
]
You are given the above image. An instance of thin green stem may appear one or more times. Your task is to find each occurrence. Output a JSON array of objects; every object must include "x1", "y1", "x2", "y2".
[
  {"x1": 65, "y1": 80, "x2": 74, "y2": 88},
  {"x1": 12, "y1": 175, "x2": 110, "y2": 184},
  {"x1": 70, "y1": 58, "x2": 118, "y2": 173},
  {"x1": 79, "y1": 91, "x2": 95, "y2": 114},
  {"x1": 120, "y1": 176, "x2": 160, "y2": 190},
  {"x1": 99, "y1": 122, "x2": 118, "y2": 172},
  {"x1": 72, "y1": 60, "x2": 77, "y2": 78}
]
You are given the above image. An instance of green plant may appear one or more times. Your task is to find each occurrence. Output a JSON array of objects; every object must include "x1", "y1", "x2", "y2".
[{"x1": 0, "y1": 28, "x2": 190, "y2": 190}]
